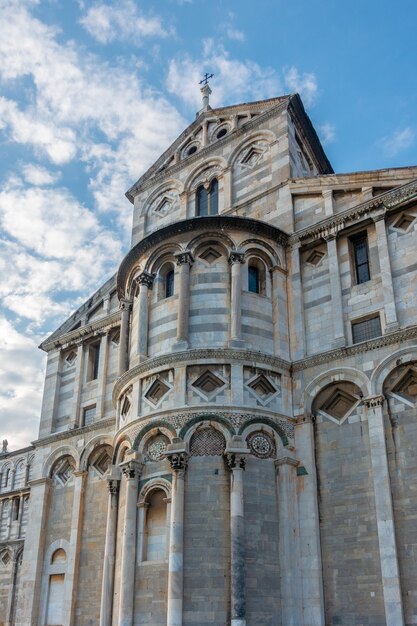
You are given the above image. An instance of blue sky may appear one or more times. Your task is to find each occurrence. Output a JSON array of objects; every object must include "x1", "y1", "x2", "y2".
[{"x1": 0, "y1": 0, "x2": 416, "y2": 449}]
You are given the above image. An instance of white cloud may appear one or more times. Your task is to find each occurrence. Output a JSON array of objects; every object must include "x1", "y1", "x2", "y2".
[
  {"x1": 0, "y1": 315, "x2": 44, "y2": 449},
  {"x1": 226, "y1": 28, "x2": 245, "y2": 42},
  {"x1": 79, "y1": 0, "x2": 173, "y2": 44},
  {"x1": 22, "y1": 164, "x2": 60, "y2": 186},
  {"x1": 318, "y1": 123, "x2": 336, "y2": 145},
  {"x1": 381, "y1": 127, "x2": 415, "y2": 157},
  {"x1": 167, "y1": 39, "x2": 281, "y2": 110},
  {"x1": 284, "y1": 66, "x2": 318, "y2": 106}
]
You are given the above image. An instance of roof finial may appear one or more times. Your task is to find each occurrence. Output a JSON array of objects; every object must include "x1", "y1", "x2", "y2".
[{"x1": 199, "y1": 72, "x2": 214, "y2": 112}]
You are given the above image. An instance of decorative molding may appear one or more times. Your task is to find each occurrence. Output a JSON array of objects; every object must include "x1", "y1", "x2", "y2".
[
  {"x1": 275, "y1": 457, "x2": 299, "y2": 470},
  {"x1": 165, "y1": 451, "x2": 188, "y2": 473},
  {"x1": 107, "y1": 479, "x2": 119, "y2": 495},
  {"x1": 225, "y1": 452, "x2": 247, "y2": 471},
  {"x1": 363, "y1": 395, "x2": 385, "y2": 409},
  {"x1": 117, "y1": 216, "x2": 289, "y2": 297},
  {"x1": 292, "y1": 324, "x2": 417, "y2": 372},
  {"x1": 113, "y1": 348, "x2": 290, "y2": 405},
  {"x1": 31, "y1": 417, "x2": 115, "y2": 449},
  {"x1": 290, "y1": 178, "x2": 417, "y2": 245},
  {"x1": 228, "y1": 251, "x2": 245, "y2": 265},
  {"x1": 175, "y1": 251, "x2": 194, "y2": 266},
  {"x1": 40, "y1": 311, "x2": 122, "y2": 353},
  {"x1": 120, "y1": 459, "x2": 143, "y2": 480},
  {"x1": 136, "y1": 272, "x2": 154, "y2": 289}
]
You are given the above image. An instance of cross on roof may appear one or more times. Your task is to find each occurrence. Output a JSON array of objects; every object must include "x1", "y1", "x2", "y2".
[{"x1": 199, "y1": 72, "x2": 214, "y2": 86}]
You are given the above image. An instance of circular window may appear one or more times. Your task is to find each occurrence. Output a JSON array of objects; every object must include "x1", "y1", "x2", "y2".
[
  {"x1": 216, "y1": 127, "x2": 227, "y2": 139},
  {"x1": 187, "y1": 145, "x2": 197, "y2": 156},
  {"x1": 146, "y1": 435, "x2": 169, "y2": 462},
  {"x1": 246, "y1": 431, "x2": 276, "y2": 459}
]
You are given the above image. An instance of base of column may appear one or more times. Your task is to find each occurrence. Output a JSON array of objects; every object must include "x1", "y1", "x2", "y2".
[
  {"x1": 231, "y1": 619, "x2": 246, "y2": 626},
  {"x1": 228, "y1": 338, "x2": 246, "y2": 349},
  {"x1": 172, "y1": 340, "x2": 189, "y2": 352}
]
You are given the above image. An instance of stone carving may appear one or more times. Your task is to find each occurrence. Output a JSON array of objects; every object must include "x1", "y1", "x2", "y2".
[
  {"x1": 146, "y1": 435, "x2": 170, "y2": 462},
  {"x1": 190, "y1": 428, "x2": 226, "y2": 457},
  {"x1": 166, "y1": 452, "x2": 188, "y2": 472},
  {"x1": 246, "y1": 431, "x2": 276, "y2": 459},
  {"x1": 107, "y1": 479, "x2": 119, "y2": 495},
  {"x1": 225, "y1": 452, "x2": 246, "y2": 471},
  {"x1": 136, "y1": 272, "x2": 154, "y2": 289}
]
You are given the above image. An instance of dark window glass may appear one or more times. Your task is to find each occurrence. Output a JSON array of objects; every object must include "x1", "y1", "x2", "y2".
[
  {"x1": 352, "y1": 234, "x2": 370, "y2": 284},
  {"x1": 352, "y1": 316, "x2": 381, "y2": 344},
  {"x1": 209, "y1": 178, "x2": 218, "y2": 215},
  {"x1": 196, "y1": 185, "x2": 208, "y2": 216},
  {"x1": 248, "y1": 266, "x2": 260, "y2": 293},
  {"x1": 165, "y1": 270, "x2": 174, "y2": 298},
  {"x1": 83, "y1": 405, "x2": 96, "y2": 426},
  {"x1": 216, "y1": 128, "x2": 227, "y2": 139},
  {"x1": 92, "y1": 344, "x2": 100, "y2": 380},
  {"x1": 187, "y1": 145, "x2": 197, "y2": 156}
]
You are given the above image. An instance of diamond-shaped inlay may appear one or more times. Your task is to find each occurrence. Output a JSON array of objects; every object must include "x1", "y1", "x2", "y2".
[
  {"x1": 92, "y1": 450, "x2": 111, "y2": 476},
  {"x1": 154, "y1": 196, "x2": 172, "y2": 216},
  {"x1": 121, "y1": 395, "x2": 131, "y2": 417},
  {"x1": 240, "y1": 146, "x2": 263, "y2": 168},
  {"x1": 248, "y1": 374, "x2": 277, "y2": 401},
  {"x1": 54, "y1": 457, "x2": 74, "y2": 486},
  {"x1": 306, "y1": 249, "x2": 325, "y2": 267},
  {"x1": 391, "y1": 367, "x2": 417, "y2": 402},
  {"x1": 65, "y1": 350, "x2": 77, "y2": 366},
  {"x1": 145, "y1": 378, "x2": 170, "y2": 407},
  {"x1": 191, "y1": 370, "x2": 226, "y2": 399},
  {"x1": 392, "y1": 212, "x2": 416, "y2": 233},
  {"x1": 320, "y1": 388, "x2": 358, "y2": 421},
  {"x1": 199, "y1": 247, "x2": 222, "y2": 264},
  {"x1": 0, "y1": 551, "x2": 11, "y2": 566}
]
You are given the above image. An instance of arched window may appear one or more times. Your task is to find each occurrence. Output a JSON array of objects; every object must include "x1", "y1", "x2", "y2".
[
  {"x1": 144, "y1": 489, "x2": 168, "y2": 561},
  {"x1": 45, "y1": 548, "x2": 67, "y2": 626},
  {"x1": 196, "y1": 178, "x2": 218, "y2": 216},
  {"x1": 248, "y1": 265, "x2": 260, "y2": 294},
  {"x1": 165, "y1": 269, "x2": 174, "y2": 298}
]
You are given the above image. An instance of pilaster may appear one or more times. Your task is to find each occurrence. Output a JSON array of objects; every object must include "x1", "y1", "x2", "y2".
[
  {"x1": 228, "y1": 251, "x2": 245, "y2": 348},
  {"x1": 173, "y1": 252, "x2": 193, "y2": 352},
  {"x1": 373, "y1": 214, "x2": 399, "y2": 331},
  {"x1": 136, "y1": 273, "x2": 154, "y2": 361},
  {"x1": 324, "y1": 233, "x2": 345, "y2": 347},
  {"x1": 119, "y1": 298, "x2": 132, "y2": 375},
  {"x1": 100, "y1": 466, "x2": 121, "y2": 626}
]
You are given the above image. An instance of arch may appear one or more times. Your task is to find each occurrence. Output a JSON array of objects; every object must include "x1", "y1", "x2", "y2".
[
  {"x1": 138, "y1": 477, "x2": 172, "y2": 503},
  {"x1": 238, "y1": 239, "x2": 281, "y2": 268},
  {"x1": 137, "y1": 426, "x2": 174, "y2": 456},
  {"x1": 189, "y1": 231, "x2": 235, "y2": 260},
  {"x1": 302, "y1": 367, "x2": 370, "y2": 417},
  {"x1": 43, "y1": 446, "x2": 79, "y2": 478},
  {"x1": 112, "y1": 435, "x2": 132, "y2": 466},
  {"x1": 184, "y1": 157, "x2": 227, "y2": 193},
  {"x1": 227, "y1": 130, "x2": 277, "y2": 169},
  {"x1": 240, "y1": 422, "x2": 284, "y2": 456},
  {"x1": 370, "y1": 345, "x2": 417, "y2": 395},
  {"x1": 179, "y1": 414, "x2": 235, "y2": 442},
  {"x1": 247, "y1": 257, "x2": 267, "y2": 295},
  {"x1": 142, "y1": 179, "x2": 184, "y2": 217},
  {"x1": 132, "y1": 420, "x2": 176, "y2": 451},
  {"x1": 124, "y1": 263, "x2": 144, "y2": 300},
  {"x1": 237, "y1": 416, "x2": 289, "y2": 447},
  {"x1": 79, "y1": 435, "x2": 113, "y2": 471},
  {"x1": 43, "y1": 539, "x2": 70, "y2": 569},
  {"x1": 145, "y1": 242, "x2": 183, "y2": 275}
]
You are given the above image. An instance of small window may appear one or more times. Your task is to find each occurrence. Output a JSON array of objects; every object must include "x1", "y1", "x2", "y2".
[
  {"x1": 216, "y1": 127, "x2": 227, "y2": 139},
  {"x1": 187, "y1": 145, "x2": 197, "y2": 156},
  {"x1": 351, "y1": 233, "x2": 370, "y2": 284},
  {"x1": 196, "y1": 178, "x2": 218, "y2": 216},
  {"x1": 165, "y1": 270, "x2": 174, "y2": 298},
  {"x1": 248, "y1": 265, "x2": 260, "y2": 293},
  {"x1": 352, "y1": 315, "x2": 381, "y2": 344},
  {"x1": 12, "y1": 498, "x2": 19, "y2": 521},
  {"x1": 87, "y1": 342, "x2": 100, "y2": 381},
  {"x1": 83, "y1": 405, "x2": 96, "y2": 426}
]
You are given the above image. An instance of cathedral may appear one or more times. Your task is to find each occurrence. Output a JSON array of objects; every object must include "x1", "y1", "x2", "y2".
[{"x1": 1, "y1": 86, "x2": 417, "y2": 626}]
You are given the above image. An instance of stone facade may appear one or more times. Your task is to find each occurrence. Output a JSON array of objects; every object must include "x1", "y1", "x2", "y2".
[{"x1": 1, "y1": 92, "x2": 417, "y2": 625}]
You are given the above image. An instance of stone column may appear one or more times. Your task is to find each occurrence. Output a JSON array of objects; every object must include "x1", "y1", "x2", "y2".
[
  {"x1": 295, "y1": 418, "x2": 325, "y2": 626},
  {"x1": 136, "y1": 502, "x2": 148, "y2": 564},
  {"x1": 225, "y1": 438, "x2": 249, "y2": 626},
  {"x1": 324, "y1": 233, "x2": 345, "y2": 347},
  {"x1": 229, "y1": 251, "x2": 245, "y2": 348},
  {"x1": 38, "y1": 350, "x2": 62, "y2": 437},
  {"x1": 165, "y1": 445, "x2": 188, "y2": 626},
  {"x1": 275, "y1": 457, "x2": 303, "y2": 625},
  {"x1": 100, "y1": 467, "x2": 121, "y2": 626},
  {"x1": 136, "y1": 273, "x2": 154, "y2": 361},
  {"x1": 63, "y1": 470, "x2": 87, "y2": 626},
  {"x1": 6, "y1": 495, "x2": 13, "y2": 539},
  {"x1": 119, "y1": 454, "x2": 142, "y2": 626},
  {"x1": 97, "y1": 332, "x2": 109, "y2": 418},
  {"x1": 16, "y1": 477, "x2": 51, "y2": 626},
  {"x1": 17, "y1": 495, "x2": 25, "y2": 538},
  {"x1": 271, "y1": 265, "x2": 290, "y2": 360},
  {"x1": 373, "y1": 214, "x2": 399, "y2": 331},
  {"x1": 223, "y1": 167, "x2": 232, "y2": 210},
  {"x1": 173, "y1": 252, "x2": 193, "y2": 351},
  {"x1": 288, "y1": 243, "x2": 306, "y2": 360},
  {"x1": 119, "y1": 298, "x2": 132, "y2": 375},
  {"x1": 364, "y1": 395, "x2": 404, "y2": 625},
  {"x1": 72, "y1": 341, "x2": 85, "y2": 427}
]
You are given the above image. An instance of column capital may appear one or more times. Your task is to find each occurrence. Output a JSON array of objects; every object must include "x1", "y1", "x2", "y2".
[
  {"x1": 372, "y1": 211, "x2": 387, "y2": 224},
  {"x1": 120, "y1": 457, "x2": 143, "y2": 480},
  {"x1": 136, "y1": 271, "x2": 154, "y2": 289},
  {"x1": 228, "y1": 250, "x2": 245, "y2": 265},
  {"x1": 322, "y1": 189, "x2": 333, "y2": 198},
  {"x1": 225, "y1": 451, "x2": 249, "y2": 471},
  {"x1": 275, "y1": 457, "x2": 299, "y2": 472},
  {"x1": 166, "y1": 451, "x2": 188, "y2": 473},
  {"x1": 119, "y1": 297, "x2": 132, "y2": 311},
  {"x1": 175, "y1": 251, "x2": 194, "y2": 266},
  {"x1": 363, "y1": 394, "x2": 385, "y2": 409}
]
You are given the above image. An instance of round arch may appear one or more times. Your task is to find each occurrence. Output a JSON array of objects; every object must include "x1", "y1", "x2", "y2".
[
  {"x1": 179, "y1": 414, "x2": 235, "y2": 443},
  {"x1": 138, "y1": 477, "x2": 172, "y2": 504},
  {"x1": 227, "y1": 130, "x2": 277, "y2": 169},
  {"x1": 43, "y1": 446, "x2": 79, "y2": 478},
  {"x1": 145, "y1": 242, "x2": 183, "y2": 275},
  {"x1": 184, "y1": 157, "x2": 227, "y2": 193},
  {"x1": 112, "y1": 435, "x2": 132, "y2": 466},
  {"x1": 370, "y1": 345, "x2": 417, "y2": 395},
  {"x1": 238, "y1": 416, "x2": 289, "y2": 447},
  {"x1": 79, "y1": 435, "x2": 114, "y2": 471},
  {"x1": 132, "y1": 420, "x2": 176, "y2": 451},
  {"x1": 237, "y1": 238, "x2": 282, "y2": 268},
  {"x1": 302, "y1": 367, "x2": 370, "y2": 417}
]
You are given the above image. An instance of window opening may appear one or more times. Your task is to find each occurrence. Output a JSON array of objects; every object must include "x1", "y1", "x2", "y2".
[
  {"x1": 248, "y1": 265, "x2": 260, "y2": 293},
  {"x1": 87, "y1": 342, "x2": 100, "y2": 381},
  {"x1": 196, "y1": 178, "x2": 218, "y2": 216},
  {"x1": 83, "y1": 405, "x2": 96, "y2": 426},
  {"x1": 351, "y1": 233, "x2": 370, "y2": 284},
  {"x1": 352, "y1": 315, "x2": 381, "y2": 344},
  {"x1": 165, "y1": 270, "x2": 174, "y2": 298}
]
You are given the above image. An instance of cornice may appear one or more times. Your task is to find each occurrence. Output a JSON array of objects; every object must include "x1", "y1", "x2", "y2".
[
  {"x1": 292, "y1": 323, "x2": 417, "y2": 372},
  {"x1": 117, "y1": 216, "x2": 289, "y2": 298},
  {"x1": 31, "y1": 417, "x2": 116, "y2": 448},
  {"x1": 126, "y1": 98, "x2": 290, "y2": 200},
  {"x1": 289, "y1": 178, "x2": 417, "y2": 245},
  {"x1": 112, "y1": 348, "x2": 291, "y2": 405},
  {"x1": 0, "y1": 487, "x2": 30, "y2": 501},
  {"x1": 40, "y1": 310, "x2": 122, "y2": 353}
]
